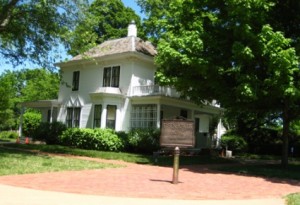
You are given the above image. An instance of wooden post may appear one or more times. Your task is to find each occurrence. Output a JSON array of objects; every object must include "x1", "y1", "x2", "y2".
[{"x1": 172, "y1": 146, "x2": 180, "y2": 184}]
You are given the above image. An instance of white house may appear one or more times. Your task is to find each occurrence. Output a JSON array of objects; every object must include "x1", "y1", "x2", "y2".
[{"x1": 21, "y1": 22, "x2": 225, "y2": 148}]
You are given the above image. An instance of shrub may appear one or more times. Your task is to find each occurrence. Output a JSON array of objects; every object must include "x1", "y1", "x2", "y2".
[
  {"x1": 126, "y1": 129, "x2": 160, "y2": 154},
  {"x1": 59, "y1": 128, "x2": 125, "y2": 152},
  {"x1": 33, "y1": 121, "x2": 67, "y2": 145},
  {"x1": 0, "y1": 131, "x2": 18, "y2": 140},
  {"x1": 22, "y1": 111, "x2": 41, "y2": 137},
  {"x1": 220, "y1": 134, "x2": 247, "y2": 153},
  {"x1": 246, "y1": 127, "x2": 282, "y2": 155}
]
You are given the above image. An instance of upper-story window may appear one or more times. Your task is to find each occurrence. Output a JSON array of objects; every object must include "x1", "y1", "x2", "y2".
[
  {"x1": 103, "y1": 66, "x2": 120, "y2": 87},
  {"x1": 72, "y1": 71, "x2": 80, "y2": 91}
]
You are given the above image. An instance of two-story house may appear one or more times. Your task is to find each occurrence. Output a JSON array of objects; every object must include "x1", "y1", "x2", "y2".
[{"x1": 21, "y1": 21, "x2": 226, "y2": 149}]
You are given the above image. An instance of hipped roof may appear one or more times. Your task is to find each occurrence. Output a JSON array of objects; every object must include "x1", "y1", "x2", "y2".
[{"x1": 70, "y1": 36, "x2": 157, "y2": 62}]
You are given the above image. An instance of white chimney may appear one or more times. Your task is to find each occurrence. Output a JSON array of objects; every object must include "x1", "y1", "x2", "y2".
[{"x1": 127, "y1": 20, "x2": 137, "y2": 37}]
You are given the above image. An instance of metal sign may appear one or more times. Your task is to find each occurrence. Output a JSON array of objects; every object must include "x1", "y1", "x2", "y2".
[{"x1": 160, "y1": 119, "x2": 195, "y2": 148}]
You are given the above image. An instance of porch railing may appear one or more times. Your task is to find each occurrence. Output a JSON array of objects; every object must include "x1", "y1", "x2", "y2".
[{"x1": 131, "y1": 85, "x2": 180, "y2": 97}]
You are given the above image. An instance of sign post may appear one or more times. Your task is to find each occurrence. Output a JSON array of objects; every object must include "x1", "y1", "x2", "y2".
[
  {"x1": 160, "y1": 119, "x2": 195, "y2": 184},
  {"x1": 172, "y1": 146, "x2": 180, "y2": 184}
]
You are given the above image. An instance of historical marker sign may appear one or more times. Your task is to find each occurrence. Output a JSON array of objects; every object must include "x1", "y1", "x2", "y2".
[{"x1": 160, "y1": 119, "x2": 195, "y2": 148}]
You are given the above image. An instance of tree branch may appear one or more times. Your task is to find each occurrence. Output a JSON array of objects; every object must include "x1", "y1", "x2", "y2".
[{"x1": 0, "y1": 0, "x2": 20, "y2": 32}]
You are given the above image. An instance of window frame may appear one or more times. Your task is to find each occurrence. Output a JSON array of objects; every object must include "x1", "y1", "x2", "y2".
[
  {"x1": 103, "y1": 66, "x2": 120, "y2": 87},
  {"x1": 93, "y1": 104, "x2": 102, "y2": 128},
  {"x1": 131, "y1": 104, "x2": 157, "y2": 129},
  {"x1": 72, "y1": 71, "x2": 80, "y2": 91},
  {"x1": 66, "y1": 107, "x2": 81, "y2": 128}
]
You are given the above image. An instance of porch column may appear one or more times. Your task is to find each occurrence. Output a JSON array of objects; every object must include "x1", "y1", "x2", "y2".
[
  {"x1": 18, "y1": 106, "x2": 25, "y2": 138},
  {"x1": 216, "y1": 118, "x2": 223, "y2": 147},
  {"x1": 156, "y1": 104, "x2": 161, "y2": 129},
  {"x1": 50, "y1": 105, "x2": 54, "y2": 123},
  {"x1": 101, "y1": 104, "x2": 107, "y2": 129},
  {"x1": 116, "y1": 105, "x2": 121, "y2": 131}
]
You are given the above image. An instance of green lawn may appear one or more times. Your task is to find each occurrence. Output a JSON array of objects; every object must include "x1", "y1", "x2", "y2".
[
  {"x1": 286, "y1": 193, "x2": 300, "y2": 205},
  {"x1": 0, "y1": 147, "x2": 119, "y2": 176}
]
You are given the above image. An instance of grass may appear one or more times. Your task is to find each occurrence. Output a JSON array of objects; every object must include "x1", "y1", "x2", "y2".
[
  {"x1": 2, "y1": 143, "x2": 233, "y2": 166},
  {"x1": 285, "y1": 193, "x2": 300, "y2": 205},
  {"x1": 0, "y1": 147, "x2": 119, "y2": 176}
]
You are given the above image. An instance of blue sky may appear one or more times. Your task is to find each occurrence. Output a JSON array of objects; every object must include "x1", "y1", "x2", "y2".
[{"x1": 0, "y1": 0, "x2": 143, "y2": 74}]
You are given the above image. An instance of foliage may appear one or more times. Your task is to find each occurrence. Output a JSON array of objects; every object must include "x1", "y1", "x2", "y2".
[
  {"x1": 20, "y1": 69, "x2": 60, "y2": 102},
  {"x1": 126, "y1": 129, "x2": 160, "y2": 154},
  {"x1": 68, "y1": 0, "x2": 145, "y2": 56},
  {"x1": 22, "y1": 111, "x2": 41, "y2": 137},
  {"x1": 246, "y1": 127, "x2": 282, "y2": 155},
  {"x1": 138, "y1": 0, "x2": 300, "y2": 167},
  {"x1": 0, "y1": 147, "x2": 116, "y2": 176},
  {"x1": 0, "y1": 0, "x2": 88, "y2": 68},
  {"x1": 0, "y1": 69, "x2": 60, "y2": 130},
  {"x1": 220, "y1": 133, "x2": 248, "y2": 153},
  {"x1": 0, "y1": 131, "x2": 18, "y2": 140},
  {"x1": 285, "y1": 193, "x2": 300, "y2": 205},
  {"x1": 0, "y1": 71, "x2": 16, "y2": 130},
  {"x1": 59, "y1": 128, "x2": 124, "y2": 152},
  {"x1": 33, "y1": 121, "x2": 67, "y2": 145}
]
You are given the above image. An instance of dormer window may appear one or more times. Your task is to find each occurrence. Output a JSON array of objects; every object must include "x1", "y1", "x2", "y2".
[
  {"x1": 103, "y1": 66, "x2": 120, "y2": 87},
  {"x1": 72, "y1": 71, "x2": 80, "y2": 91}
]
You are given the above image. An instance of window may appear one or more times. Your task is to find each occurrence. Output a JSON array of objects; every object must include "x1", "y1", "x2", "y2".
[
  {"x1": 66, "y1": 107, "x2": 81, "y2": 128},
  {"x1": 131, "y1": 104, "x2": 157, "y2": 129},
  {"x1": 72, "y1": 71, "x2": 80, "y2": 91},
  {"x1": 180, "y1": 109, "x2": 188, "y2": 119},
  {"x1": 93, "y1": 104, "x2": 102, "y2": 128},
  {"x1": 103, "y1": 66, "x2": 120, "y2": 87},
  {"x1": 106, "y1": 105, "x2": 116, "y2": 129}
]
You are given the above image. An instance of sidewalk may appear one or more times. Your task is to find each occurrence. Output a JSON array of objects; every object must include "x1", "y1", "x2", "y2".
[{"x1": 0, "y1": 184, "x2": 285, "y2": 205}]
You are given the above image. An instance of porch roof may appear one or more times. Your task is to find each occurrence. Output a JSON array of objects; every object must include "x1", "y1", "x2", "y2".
[
  {"x1": 130, "y1": 95, "x2": 224, "y2": 115},
  {"x1": 21, "y1": 99, "x2": 60, "y2": 108}
]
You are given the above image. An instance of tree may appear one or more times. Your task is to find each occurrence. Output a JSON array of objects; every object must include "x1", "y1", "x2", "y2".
[
  {"x1": 0, "y1": 69, "x2": 60, "y2": 130},
  {"x1": 68, "y1": 0, "x2": 145, "y2": 56},
  {"x1": 0, "y1": 0, "x2": 88, "y2": 68},
  {"x1": 138, "y1": 0, "x2": 300, "y2": 167},
  {"x1": 0, "y1": 72, "x2": 15, "y2": 130}
]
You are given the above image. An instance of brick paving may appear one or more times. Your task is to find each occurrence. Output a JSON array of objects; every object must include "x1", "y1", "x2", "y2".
[{"x1": 0, "y1": 157, "x2": 299, "y2": 200}]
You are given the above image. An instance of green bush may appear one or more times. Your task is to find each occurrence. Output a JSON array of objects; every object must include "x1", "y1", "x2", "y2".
[
  {"x1": 245, "y1": 127, "x2": 281, "y2": 155},
  {"x1": 22, "y1": 111, "x2": 41, "y2": 137},
  {"x1": 126, "y1": 129, "x2": 160, "y2": 154},
  {"x1": 59, "y1": 128, "x2": 124, "y2": 152},
  {"x1": 221, "y1": 134, "x2": 248, "y2": 153},
  {"x1": 33, "y1": 122, "x2": 67, "y2": 145},
  {"x1": 0, "y1": 131, "x2": 18, "y2": 140}
]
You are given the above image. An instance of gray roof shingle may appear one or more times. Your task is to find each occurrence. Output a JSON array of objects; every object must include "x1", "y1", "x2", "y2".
[{"x1": 71, "y1": 36, "x2": 157, "y2": 61}]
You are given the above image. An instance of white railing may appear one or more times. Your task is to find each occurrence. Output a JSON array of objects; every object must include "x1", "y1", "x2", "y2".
[{"x1": 131, "y1": 85, "x2": 181, "y2": 97}]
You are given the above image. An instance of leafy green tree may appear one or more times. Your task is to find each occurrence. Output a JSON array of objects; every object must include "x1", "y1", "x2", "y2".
[
  {"x1": 21, "y1": 69, "x2": 60, "y2": 101},
  {"x1": 0, "y1": 0, "x2": 88, "y2": 68},
  {"x1": 0, "y1": 69, "x2": 60, "y2": 130},
  {"x1": 0, "y1": 71, "x2": 18, "y2": 130},
  {"x1": 138, "y1": 0, "x2": 300, "y2": 167},
  {"x1": 68, "y1": 0, "x2": 145, "y2": 56}
]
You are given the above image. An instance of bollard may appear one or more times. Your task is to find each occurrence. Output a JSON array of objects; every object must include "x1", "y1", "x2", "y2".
[{"x1": 172, "y1": 146, "x2": 180, "y2": 184}]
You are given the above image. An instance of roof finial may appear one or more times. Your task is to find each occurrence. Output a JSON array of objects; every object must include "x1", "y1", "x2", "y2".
[{"x1": 127, "y1": 20, "x2": 137, "y2": 37}]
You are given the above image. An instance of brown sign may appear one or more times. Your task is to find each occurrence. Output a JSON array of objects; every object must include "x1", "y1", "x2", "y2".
[{"x1": 160, "y1": 119, "x2": 195, "y2": 148}]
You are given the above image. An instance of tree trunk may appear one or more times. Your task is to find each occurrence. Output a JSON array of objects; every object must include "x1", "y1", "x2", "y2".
[{"x1": 281, "y1": 102, "x2": 290, "y2": 168}]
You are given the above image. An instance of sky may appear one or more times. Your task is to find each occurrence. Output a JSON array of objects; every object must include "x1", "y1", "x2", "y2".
[{"x1": 0, "y1": 0, "x2": 144, "y2": 75}]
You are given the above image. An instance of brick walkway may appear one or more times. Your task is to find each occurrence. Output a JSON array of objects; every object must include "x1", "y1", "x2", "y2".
[{"x1": 0, "y1": 156, "x2": 299, "y2": 200}]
